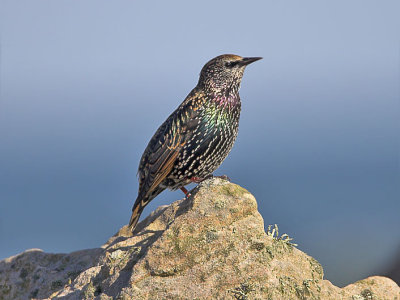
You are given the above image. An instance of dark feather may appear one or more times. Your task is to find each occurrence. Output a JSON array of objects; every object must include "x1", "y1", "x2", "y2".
[{"x1": 129, "y1": 93, "x2": 203, "y2": 229}]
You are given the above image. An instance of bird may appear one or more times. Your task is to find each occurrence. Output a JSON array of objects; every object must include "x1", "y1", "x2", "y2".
[{"x1": 129, "y1": 54, "x2": 262, "y2": 231}]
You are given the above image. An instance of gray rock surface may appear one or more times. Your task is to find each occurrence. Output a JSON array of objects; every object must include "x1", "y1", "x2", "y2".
[{"x1": 1, "y1": 178, "x2": 399, "y2": 299}]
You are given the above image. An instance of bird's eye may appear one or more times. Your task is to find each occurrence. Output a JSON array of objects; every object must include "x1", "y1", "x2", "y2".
[{"x1": 225, "y1": 61, "x2": 238, "y2": 68}]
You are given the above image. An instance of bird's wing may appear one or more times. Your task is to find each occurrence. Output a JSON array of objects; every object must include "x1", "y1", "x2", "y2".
[{"x1": 137, "y1": 93, "x2": 203, "y2": 199}]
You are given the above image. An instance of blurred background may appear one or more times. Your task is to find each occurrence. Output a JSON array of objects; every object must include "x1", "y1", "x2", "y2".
[{"x1": 0, "y1": 0, "x2": 398, "y2": 287}]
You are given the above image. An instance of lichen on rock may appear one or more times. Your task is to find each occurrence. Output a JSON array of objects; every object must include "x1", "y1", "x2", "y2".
[{"x1": 0, "y1": 178, "x2": 399, "y2": 299}]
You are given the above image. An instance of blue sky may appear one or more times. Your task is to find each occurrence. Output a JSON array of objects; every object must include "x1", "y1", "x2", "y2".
[{"x1": 0, "y1": 0, "x2": 399, "y2": 286}]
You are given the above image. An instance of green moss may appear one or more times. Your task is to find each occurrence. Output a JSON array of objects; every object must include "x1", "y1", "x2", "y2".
[
  {"x1": 360, "y1": 289, "x2": 374, "y2": 299},
  {"x1": 250, "y1": 242, "x2": 265, "y2": 251},
  {"x1": 214, "y1": 198, "x2": 227, "y2": 209},
  {"x1": 278, "y1": 276, "x2": 322, "y2": 300},
  {"x1": 267, "y1": 224, "x2": 298, "y2": 250},
  {"x1": 82, "y1": 282, "x2": 95, "y2": 299},
  {"x1": 229, "y1": 207, "x2": 239, "y2": 214},
  {"x1": 218, "y1": 184, "x2": 248, "y2": 198},
  {"x1": 229, "y1": 282, "x2": 254, "y2": 300},
  {"x1": 187, "y1": 225, "x2": 195, "y2": 233},
  {"x1": 279, "y1": 276, "x2": 302, "y2": 299},
  {"x1": 116, "y1": 291, "x2": 135, "y2": 300},
  {"x1": 163, "y1": 227, "x2": 210, "y2": 272},
  {"x1": 168, "y1": 227, "x2": 202, "y2": 256},
  {"x1": 219, "y1": 241, "x2": 235, "y2": 258},
  {"x1": 106, "y1": 247, "x2": 141, "y2": 275},
  {"x1": 356, "y1": 278, "x2": 376, "y2": 286},
  {"x1": 205, "y1": 230, "x2": 219, "y2": 243},
  {"x1": 264, "y1": 238, "x2": 294, "y2": 259},
  {"x1": 0, "y1": 283, "x2": 11, "y2": 295},
  {"x1": 265, "y1": 246, "x2": 275, "y2": 258},
  {"x1": 150, "y1": 266, "x2": 180, "y2": 277},
  {"x1": 308, "y1": 257, "x2": 323, "y2": 279}
]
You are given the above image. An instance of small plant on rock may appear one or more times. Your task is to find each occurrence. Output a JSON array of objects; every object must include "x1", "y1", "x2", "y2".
[{"x1": 267, "y1": 224, "x2": 298, "y2": 247}]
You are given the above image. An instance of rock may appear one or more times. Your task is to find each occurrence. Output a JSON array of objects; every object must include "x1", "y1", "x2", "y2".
[{"x1": 0, "y1": 178, "x2": 399, "y2": 299}]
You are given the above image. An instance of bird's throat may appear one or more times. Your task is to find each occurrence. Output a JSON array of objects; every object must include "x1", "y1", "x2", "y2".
[{"x1": 212, "y1": 94, "x2": 240, "y2": 109}]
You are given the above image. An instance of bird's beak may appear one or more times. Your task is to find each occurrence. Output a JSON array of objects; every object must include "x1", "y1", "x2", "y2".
[{"x1": 239, "y1": 57, "x2": 263, "y2": 66}]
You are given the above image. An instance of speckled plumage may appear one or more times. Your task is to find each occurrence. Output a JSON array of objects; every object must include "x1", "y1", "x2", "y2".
[{"x1": 129, "y1": 54, "x2": 262, "y2": 230}]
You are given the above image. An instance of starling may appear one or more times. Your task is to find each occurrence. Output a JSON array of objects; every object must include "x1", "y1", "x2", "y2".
[{"x1": 129, "y1": 54, "x2": 262, "y2": 231}]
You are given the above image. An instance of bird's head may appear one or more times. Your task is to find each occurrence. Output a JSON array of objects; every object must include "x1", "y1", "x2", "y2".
[{"x1": 198, "y1": 54, "x2": 262, "y2": 95}]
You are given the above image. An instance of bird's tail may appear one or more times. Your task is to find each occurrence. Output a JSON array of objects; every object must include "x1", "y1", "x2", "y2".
[
  {"x1": 128, "y1": 196, "x2": 146, "y2": 231},
  {"x1": 128, "y1": 187, "x2": 165, "y2": 232}
]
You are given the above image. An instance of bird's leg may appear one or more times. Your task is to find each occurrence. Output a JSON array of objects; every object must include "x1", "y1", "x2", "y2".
[{"x1": 180, "y1": 186, "x2": 191, "y2": 199}]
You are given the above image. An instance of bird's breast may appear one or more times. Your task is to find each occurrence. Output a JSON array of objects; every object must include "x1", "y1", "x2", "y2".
[{"x1": 169, "y1": 101, "x2": 240, "y2": 185}]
